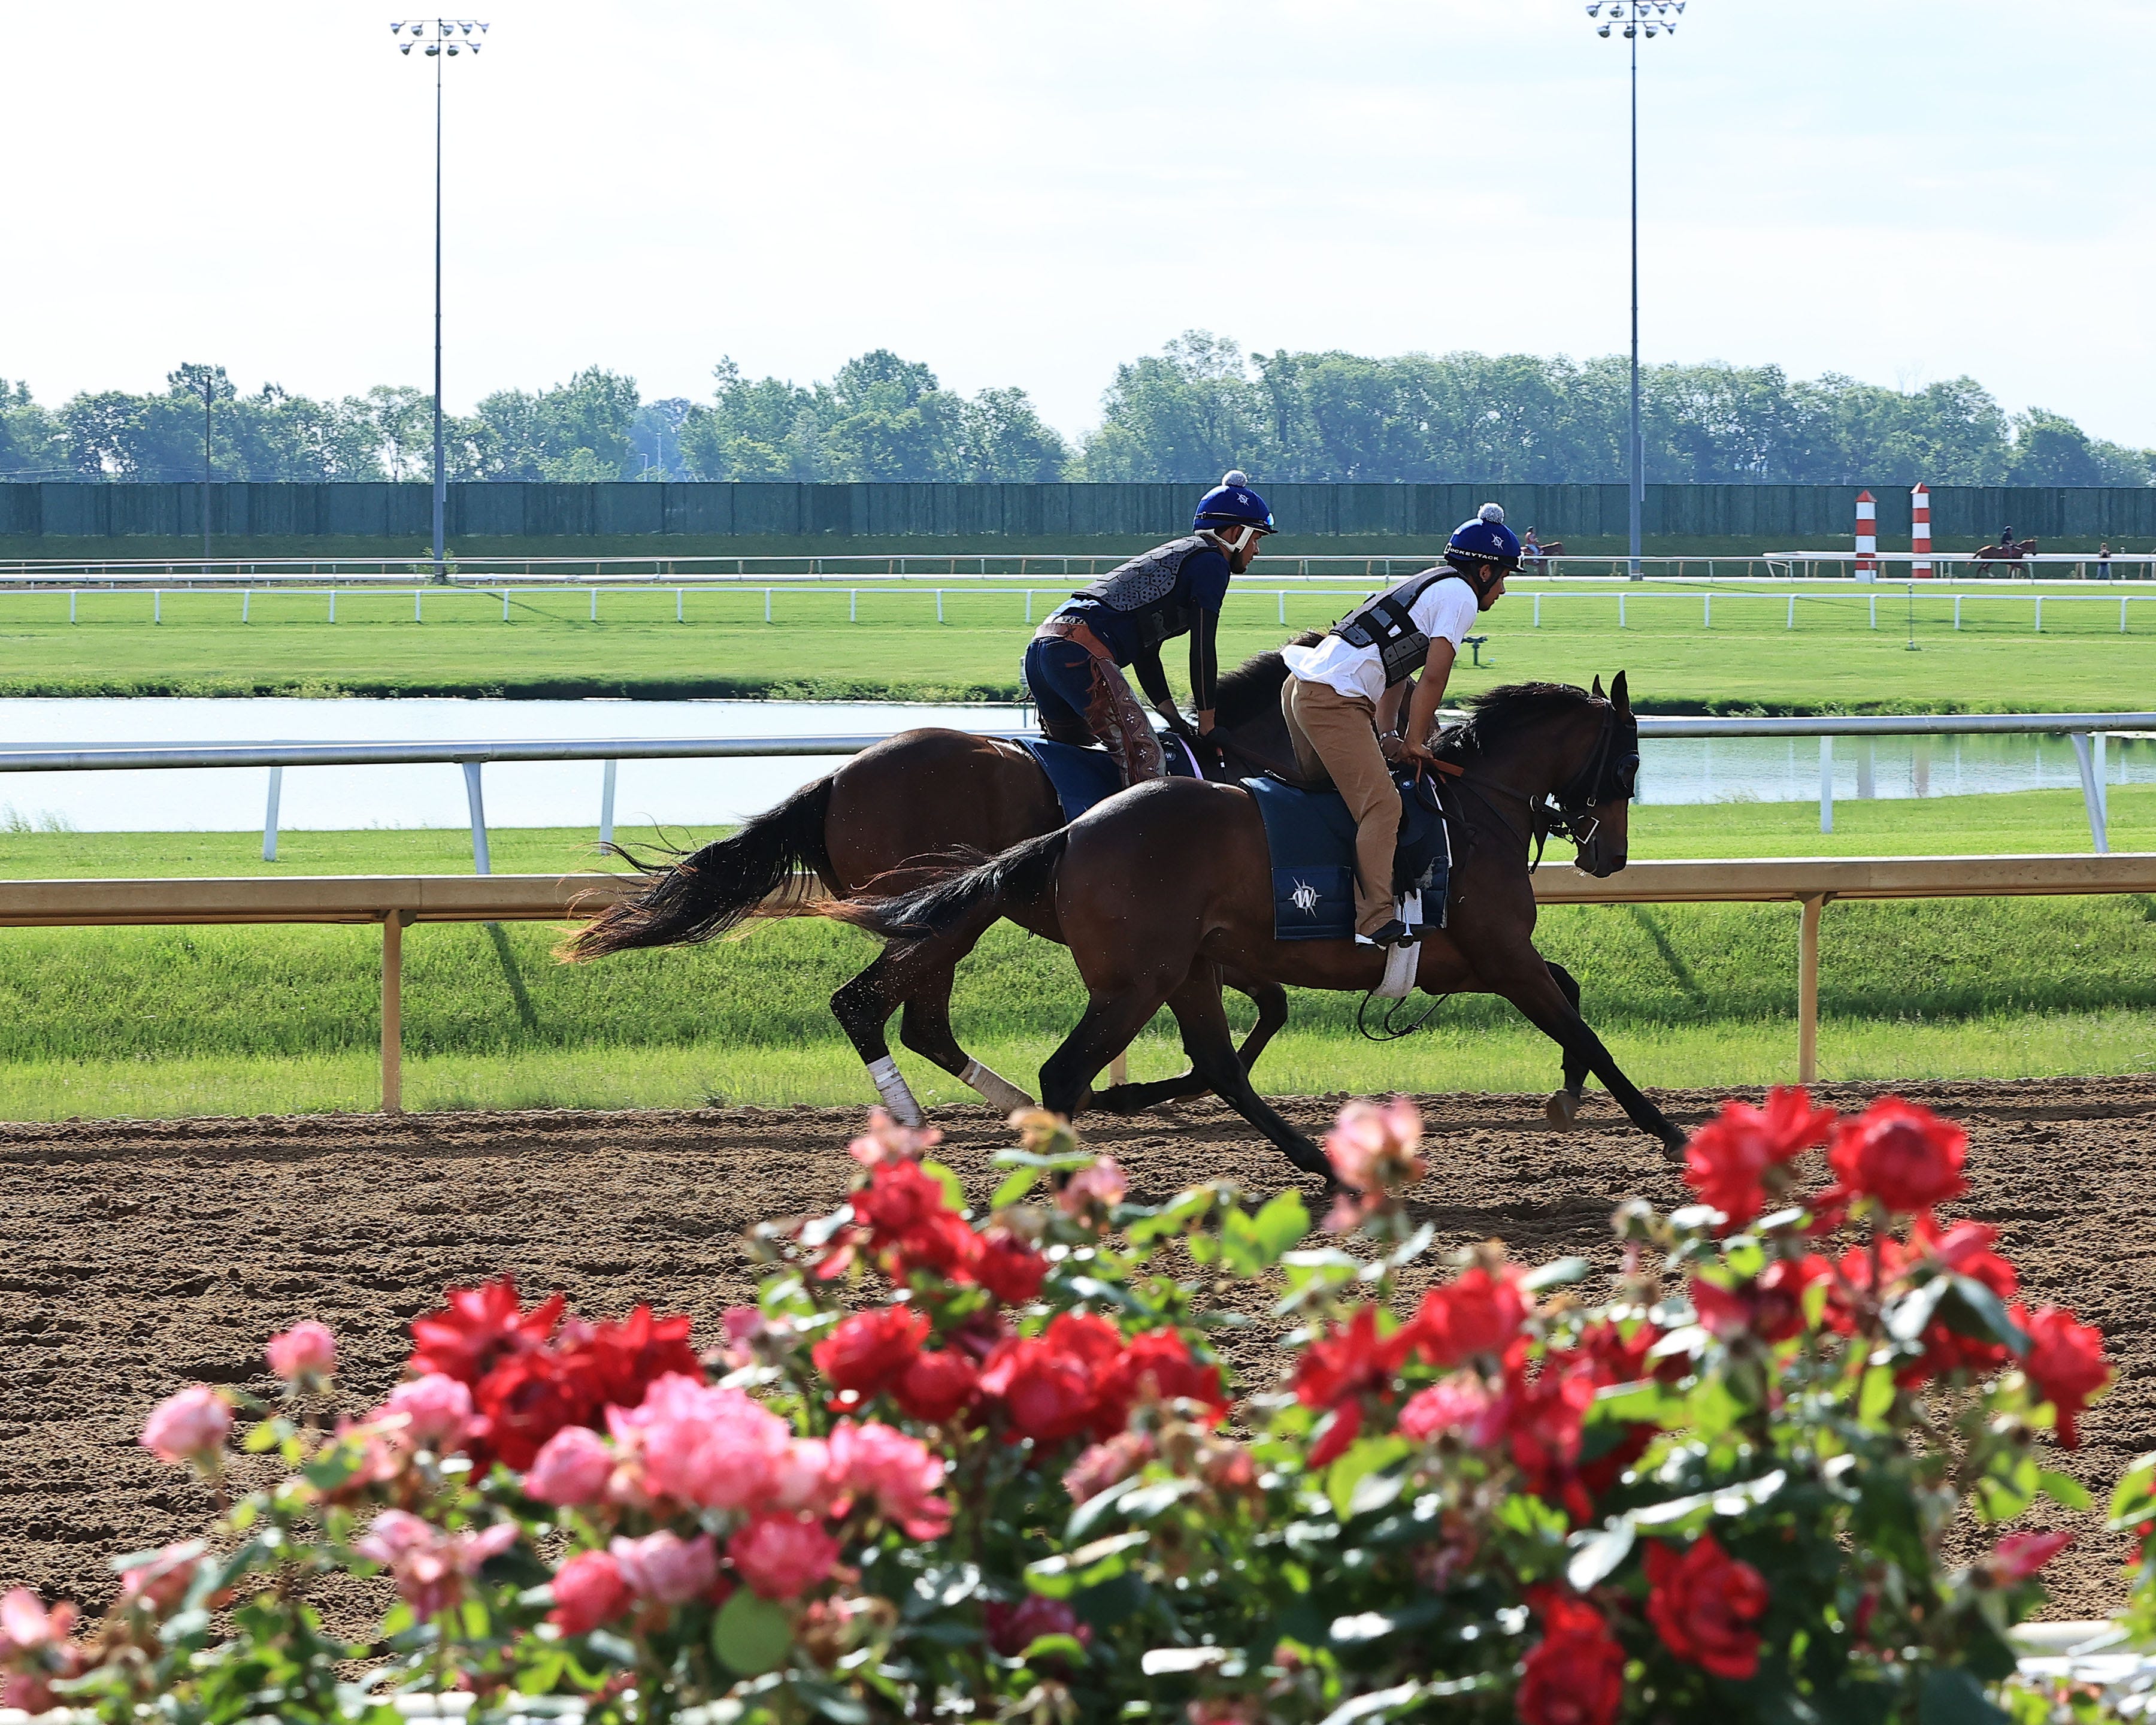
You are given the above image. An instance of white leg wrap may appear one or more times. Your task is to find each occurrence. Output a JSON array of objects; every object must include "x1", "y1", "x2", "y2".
[
  {"x1": 866, "y1": 1055, "x2": 923, "y2": 1127},
  {"x1": 960, "y1": 1057, "x2": 1036, "y2": 1113}
]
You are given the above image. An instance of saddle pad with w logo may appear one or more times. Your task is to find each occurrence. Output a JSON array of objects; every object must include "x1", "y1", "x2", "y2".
[{"x1": 1241, "y1": 773, "x2": 1451, "y2": 942}]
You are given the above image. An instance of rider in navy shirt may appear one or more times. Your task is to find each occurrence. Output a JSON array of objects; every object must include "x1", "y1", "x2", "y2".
[{"x1": 1023, "y1": 473, "x2": 1273, "y2": 785}]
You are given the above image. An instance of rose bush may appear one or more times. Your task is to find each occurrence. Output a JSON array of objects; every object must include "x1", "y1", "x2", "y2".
[{"x1": 1, "y1": 1091, "x2": 2148, "y2": 1723}]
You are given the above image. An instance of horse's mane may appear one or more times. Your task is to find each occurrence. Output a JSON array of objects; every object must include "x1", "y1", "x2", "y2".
[
  {"x1": 1212, "y1": 631, "x2": 1325, "y2": 728},
  {"x1": 1434, "y1": 681, "x2": 1601, "y2": 761}
]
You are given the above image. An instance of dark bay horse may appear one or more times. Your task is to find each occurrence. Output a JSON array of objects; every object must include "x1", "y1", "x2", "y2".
[
  {"x1": 827, "y1": 676, "x2": 1684, "y2": 1182},
  {"x1": 559, "y1": 644, "x2": 1312, "y2": 1125}
]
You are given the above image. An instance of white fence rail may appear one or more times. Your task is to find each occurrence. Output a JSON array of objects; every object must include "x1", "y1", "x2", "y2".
[{"x1": 0, "y1": 712, "x2": 2142, "y2": 868}]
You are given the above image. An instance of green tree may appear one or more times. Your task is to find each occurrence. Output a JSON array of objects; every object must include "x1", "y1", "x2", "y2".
[
  {"x1": 1080, "y1": 331, "x2": 1269, "y2": 482},
  {"x1": 0, "y1": 380, "x2": 65, "y2": 478}
]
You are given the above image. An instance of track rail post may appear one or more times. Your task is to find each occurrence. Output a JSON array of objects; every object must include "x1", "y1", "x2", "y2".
[
  {"x1": 1798, "y1": 894, "x2": 1826, "y2": 1084},
  {"x1": 381, "y1": 909, "x2": 410, "y2": 1114}
]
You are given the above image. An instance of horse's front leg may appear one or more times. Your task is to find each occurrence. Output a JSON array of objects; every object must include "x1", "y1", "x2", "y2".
[{"x1": 1482, "y1": 949, "x2": 1685, "y2": 1155}]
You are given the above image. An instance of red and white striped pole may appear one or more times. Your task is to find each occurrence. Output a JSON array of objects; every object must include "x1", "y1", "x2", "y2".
[
  {"x1": 1910, "y1": 483, "x2": 1932, "y2": 577},
  {"x1": 1855, "y1": 490, "x2": 1878, "y2": 578}
]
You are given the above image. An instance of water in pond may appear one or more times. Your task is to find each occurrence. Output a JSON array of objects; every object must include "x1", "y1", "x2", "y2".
[{"x1": 0, "y1": 699, "x2": 2142, "y2": 833}]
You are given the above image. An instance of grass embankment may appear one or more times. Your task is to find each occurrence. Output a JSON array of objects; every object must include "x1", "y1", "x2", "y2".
[
  {"x1": 0, "y1": 581, "x2": 2147, "y2": 711},
  {"x1": 0, "y1": 791, "x2": 2151, "y2": 1119}
]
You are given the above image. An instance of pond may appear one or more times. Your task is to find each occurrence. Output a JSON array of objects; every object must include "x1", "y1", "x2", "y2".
[{"x1": 0, "y1": 698, "x2": 2141, "y2": 833}]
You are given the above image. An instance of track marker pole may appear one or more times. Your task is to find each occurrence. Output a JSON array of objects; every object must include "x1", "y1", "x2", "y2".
[
  {"x1": 1910, "y1": 483, "x2": 1932, "y2": 577},
  {"x1": 2072, "y1": 734, "x2": 2109, "y2": 853},
  {"x1": 462, "y1": 762, "x2": 491, "y2": 874}
]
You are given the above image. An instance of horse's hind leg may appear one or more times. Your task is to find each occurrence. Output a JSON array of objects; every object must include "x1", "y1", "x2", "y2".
[
  {"x1": 1161, "y1": 972, "x2": 1333, "y2": 1186},
  {"x1": 831, "y1": 951, "x2": 926, "y2": 1125},
  {"x1": 1542, "y1": 961, "x2": 1591, "y2": 1131},
  {"x1": 897, "y1": 976, "x2": 1036, "y2": 1114},
  {"x1": 1089, "y1": 967, "x2": 1290, "y2": 1115}
]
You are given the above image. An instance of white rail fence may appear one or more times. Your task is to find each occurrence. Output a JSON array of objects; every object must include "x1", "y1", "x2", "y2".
[{"x1": 0, "y1": 712, "x2": 2142, "y2": 868}]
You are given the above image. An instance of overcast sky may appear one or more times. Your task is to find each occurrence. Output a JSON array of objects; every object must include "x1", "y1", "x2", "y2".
[{"x1": 8, "y1": 0, "x2": 2153, "y2": 445}]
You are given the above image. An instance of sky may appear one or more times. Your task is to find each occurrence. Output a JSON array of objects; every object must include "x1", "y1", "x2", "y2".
[{"x1": 8, "y1": 0, "x2": 2155, "y2": 446}]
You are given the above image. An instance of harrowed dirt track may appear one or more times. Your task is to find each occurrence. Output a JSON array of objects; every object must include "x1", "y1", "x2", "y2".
[{"x1": 0, "y1": 1077, "x2": 2151, "y2": 1623}]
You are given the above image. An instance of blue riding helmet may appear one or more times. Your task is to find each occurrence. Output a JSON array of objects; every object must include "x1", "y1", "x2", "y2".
[
  {"x1": 1445, "y1": 503, "x2": 1522, "y2": 582},
  {"x1": 1194, "y1": 470, "x2": 1276, "y2": 535}
]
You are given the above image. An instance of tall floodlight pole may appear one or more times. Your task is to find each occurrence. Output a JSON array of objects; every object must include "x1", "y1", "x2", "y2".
[
  {"x1": 1586, "y1": 2, "x2": 1685, "y2": 579},
  {"x1": 199, "y1": 374, "x2": 213, "y2": 565},
  {"x1": 392, "y1": 17, "x2": 487, "y2": 576}
]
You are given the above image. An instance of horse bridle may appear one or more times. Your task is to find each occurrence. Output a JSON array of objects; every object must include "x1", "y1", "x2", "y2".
[{"x1": 1534, "y1": 706, "x2": 1640, "y2": 864}]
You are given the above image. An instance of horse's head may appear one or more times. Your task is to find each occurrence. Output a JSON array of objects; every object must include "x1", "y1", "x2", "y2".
[{"x1": 1561, "y1": 673, "x2": 1639, "y2": 877}]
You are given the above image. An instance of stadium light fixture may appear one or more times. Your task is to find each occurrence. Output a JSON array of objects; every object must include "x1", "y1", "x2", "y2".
[
  {"x1": 389, "y1": 17, "x2": 490, "y2": 578},
  {"x1": 1587, "y1": 1, "x2": 1694, "y2": 579}
]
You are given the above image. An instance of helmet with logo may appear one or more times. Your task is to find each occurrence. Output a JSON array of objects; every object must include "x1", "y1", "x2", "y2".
[
  {"x1": 1444, "y1": 503, "x2": 1521, "y2": 594},
  {"x1": 1193, "y1": 470, "x2": 1276, "y2": 538}
]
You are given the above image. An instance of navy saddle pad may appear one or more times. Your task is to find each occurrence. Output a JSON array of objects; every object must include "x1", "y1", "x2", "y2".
[
  {"x1": 1013, "y1": 731, "x2": 1201, "y2": 824},
  {"x1": 1242, "y1": 770, "x2": 1451, "y2": 942}
]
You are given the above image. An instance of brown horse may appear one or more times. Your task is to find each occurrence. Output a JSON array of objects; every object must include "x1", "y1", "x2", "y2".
[
  {"x1": 1969, "y1": 536, "x2": 2039, "y2": 576},
  {"x1": 827, "y1": 675, "x2": 1681, "y2": 1183},
  {"x1": 559, "y1": 644, "x2": 1312, "y2": 1125}
]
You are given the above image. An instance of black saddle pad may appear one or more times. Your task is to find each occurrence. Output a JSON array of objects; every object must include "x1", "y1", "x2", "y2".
[
  {"x1": 1241, "y1": 769, "x2": 1451, "y2": 942},
  {"x1": 1013, "y1": 731, "x2": 1201, "y2": 824}
]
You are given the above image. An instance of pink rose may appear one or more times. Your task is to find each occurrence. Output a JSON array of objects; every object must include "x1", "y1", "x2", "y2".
[
  {"x1": 0, "y1": 1588, "x2": 73, "y2": 1656},
  {"x1": 380, "y1": 1374, "x2": 475, "y2": 1452},
  {"x1": 1057, "y1": 1157, "x2": 1128, "y2": 1218},
  {"x1": 985, "y1": 1595, "x2": 1091, "y2": 1659},
  {"x1": 771, "y1": 1438, "x2": 840, "y2": 1514},
  {"x1": 116, "y1": 1541, "x2": 205, "y2": 1615},
  {"x1": 611, "y1": 1375, "x2": 792, "y2": 1511},
  {"x1": 728, "y1": 1513, "x2": 840, "y2": 1600},
  {"x1": 610, "y1": 1530, "x2": 719, "y2": 1605},
  {"x1": 829, "y1": 1419, "x2": 951, "y2": 1538},
  {"x1": 140, "y1": 1385, "x2": 232, "y2": 1466},
  {"x1": 356, "y1": 1512, "x2": 517, "y2": 1620},
  {"x1": 548, "y1": 1550, "x2": 633, "y2": 1635},
  {"x1": 1990, "y1": 1530, "x2": 2073, "y2": 1584},
  {"x1": 1398, "y1": 1373, "x2": 1500, "y2": 1445},
  {"x1": 1062, "y1": 1432, "x2": 1154, "y2": 1505},
  {"x1": 264, "y1": 1320, "x2": 338, "y2": 1384},
  {"x1": 525, "y1": 1426, "x2": 614, "y2": 1506}
]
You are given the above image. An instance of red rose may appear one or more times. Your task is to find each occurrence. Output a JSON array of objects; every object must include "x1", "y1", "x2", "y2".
[
  {"x1": 892, "y1": 1349, "x2": 981, "y2": 1423},
  {"x1": 1682, "y1": 1087, "x2": 1838, "y2": 1227},
  {"x1": 547, "y1": 1550, "x2": 632, "y2": 1636},
  {"x1": 470, "y1": 1350, "x2": 594, "y2": 1470},
  {"x1": 853, "y1": 1160, "x2": 952, "y2": 1239},
  {"x1": 1517, "y1": 1588, "x2": 1625, "y2": 1725},
  {"x1": 813, "y1": 1306, "x2": 929, "y2": 1398},
  {"x1": 1825, "y1": 1098, "x2": 1967, "y2": 1216},
  {"x1": 409, "y1": 1277, "x2": 565, "y2": 1385},
  {"x1": 975, "y1": 1230, "x2": 1049, "y2": 1305},
  {"x1": 1988, "y1": 1530, "x2": 2072, "y2": 1584},
  {"x1": 1413, "y1": 1264, "x2": 1530, "y2": 1367},
  {"x1": 1499, "y1": 1363, "x2": 1598, "y2": 1519},
  {"x1": 1645, "y1": 1532, "x2": 1770, "y2": 1681},
  {"x1": 2016, "y1": 1303, "x2": 2112, "y2": 1448},
  {"x1": 567, "y1": 1305, "x2": 702, "y2": 1414},
  {"x1": 1102, "y1": 1330, "x2": 1228, "y2": 1428},
  {"x1": 979, "y1": 1336, "x2": 1098, "y2": 1446},
  {"x1": 1294, "y1": 1306, "x2": 1410, "y2": 1410},
  {"x1": 893, "y1": 1210, "x2": 982, "y2": 1283},
  {"x1": 1691, "y1": 1255, "x2": 1829, "y2": 1345},
  {"x1": 983, "y1": 1596, "x2": 1091, "y2": 1659}
]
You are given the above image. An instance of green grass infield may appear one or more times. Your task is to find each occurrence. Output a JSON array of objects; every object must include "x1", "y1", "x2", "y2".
[{"x1": 0, "y1": 790, "x2": 2149, "y2": 1119}]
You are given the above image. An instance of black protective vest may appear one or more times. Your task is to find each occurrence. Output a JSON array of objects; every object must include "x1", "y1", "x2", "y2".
[
  {"x1": 1331, "y1": 568, "x2": 1472, "y2": 689},
  {"x1": 1073, "y1": 534, "x2": 1214, "y2": 654}
]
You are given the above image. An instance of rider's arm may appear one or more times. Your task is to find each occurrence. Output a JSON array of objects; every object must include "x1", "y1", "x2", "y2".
[
  {"x1": 1131, "y1": 646, "x2": 1184, "y2": 729},
  {"x1": 1189, "y1": 607, "x2": 1219, "y2": 734},
  {"x1": 1401, "y1": 640, "x2": 1456, "y2": 759}
]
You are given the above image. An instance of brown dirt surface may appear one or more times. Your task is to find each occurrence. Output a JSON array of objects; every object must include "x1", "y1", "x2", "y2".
[{"x1": 1, "y1": 1075, "x2": 2149, "y2": 1624}]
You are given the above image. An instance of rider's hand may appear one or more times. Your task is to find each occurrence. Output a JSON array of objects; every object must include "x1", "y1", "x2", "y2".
[
  {"x1": 1401, "y1": 738, "x2": 1440, "y2": 768},
  {"x1": 1379, "y1": 733, "x2": 1409, "y2": 765}
]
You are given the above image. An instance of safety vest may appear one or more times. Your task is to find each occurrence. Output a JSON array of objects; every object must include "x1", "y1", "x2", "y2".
[
  {"x1": 1331, "y1": 568, "x2": 1473, "y2": 689},
  {"x1": 1072, "y1": 535, "x2": 1216, "y2": 654}
]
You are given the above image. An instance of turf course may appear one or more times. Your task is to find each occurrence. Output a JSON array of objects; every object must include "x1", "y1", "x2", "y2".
[
  {"x1": 0, "y1": 578, "x2": 2149, "y2": 710},
  {"x1": 0, "y1": 789, "x2": 2151, "y2": 1119}
]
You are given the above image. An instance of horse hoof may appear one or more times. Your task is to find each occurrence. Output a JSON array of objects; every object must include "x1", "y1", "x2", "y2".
[{"x1": 1545, "y1": 1090, "x2": 1582, "y2": 1131}]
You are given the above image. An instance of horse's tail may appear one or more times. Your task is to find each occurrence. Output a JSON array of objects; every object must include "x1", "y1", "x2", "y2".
[
  {"x1": 821, "y1": 829, "x2": 1069, "y2": 949},
  {"x1": 560, "y1": 776, "x2": 834, "y2": 961}
]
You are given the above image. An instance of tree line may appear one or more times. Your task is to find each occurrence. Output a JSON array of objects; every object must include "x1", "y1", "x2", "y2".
[{"x1": 3, "y1": 334, "x2": 2148, "y2": 487}]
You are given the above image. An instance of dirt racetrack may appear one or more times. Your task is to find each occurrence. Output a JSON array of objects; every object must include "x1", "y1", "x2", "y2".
[{"x1": 1, "y1": 1076, "x2": 2151, "y2": 1623}]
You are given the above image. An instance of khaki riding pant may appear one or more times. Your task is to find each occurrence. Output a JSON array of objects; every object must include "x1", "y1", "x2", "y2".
[{"x1": 1281, "y1": 676, "x2": 1398, "y2": 937}]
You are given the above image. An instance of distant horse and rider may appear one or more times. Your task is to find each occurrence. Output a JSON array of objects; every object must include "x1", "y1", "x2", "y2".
[
  {"x1": 566, "y1": 482, "x2": 1670, "y2": 1185},
  {"x1": 1969, "y1": 525, "x2": 2040, "y2": 576}
]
